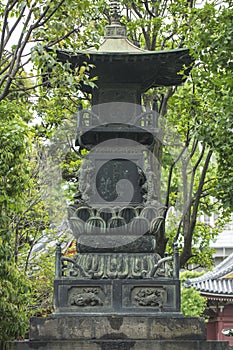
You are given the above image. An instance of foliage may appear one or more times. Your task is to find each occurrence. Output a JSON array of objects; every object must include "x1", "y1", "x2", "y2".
[
  {"x1": 0, "y1": 0, "x2": 101, "y2": 340},
  {"x1": 180, "y1": 270, "x2": 207, "y2": 318},
  {"x1": 0, "y1": 106, "x2": 74, "y2": 340},
  {"x1": 0, "y1": 0, "x2": 104, "y2": 102},
  {"x1": 163, "y1": 79, "x2": 232, "y2": 267},
  {"x1": 0, "y1": 99, "x2": 33, "y2": 341},
  {"x1": 186, "y1": 3, "x2": 233, "y2": 210},
  {"x1": 163, "y1": 2, "x2": 233, "y2": 266},
  {"x1": 118, "y1": 0, "x2": 233, "y2": 267},
  {"x1": 28, "y1": 250, "x2": 55, "y2": 317},
  {"x1": 0, "y1": 263, "x2": 31, "y2": 341}
]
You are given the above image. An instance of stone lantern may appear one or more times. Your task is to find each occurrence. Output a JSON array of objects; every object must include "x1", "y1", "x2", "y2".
[
  {"x1": 8, "y1": 2, "x2": 231, "y2": 350},
  {"x1": 51, "y1": 0, "x2": 192, "y2": 316}
]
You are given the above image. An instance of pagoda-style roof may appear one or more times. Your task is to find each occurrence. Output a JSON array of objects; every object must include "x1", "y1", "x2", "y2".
[
  {"x1": 184, "y1": 253, "x2": 233, "y2": 300},
  {"x1": 53, "y1": 0, "x2": 193, "y2": 94},
  {"x1": 56, "y1": 46, "x2": 192, "y2": 91}
]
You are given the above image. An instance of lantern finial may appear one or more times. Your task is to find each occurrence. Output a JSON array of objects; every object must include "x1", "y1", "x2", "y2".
[
  {"x1": 105, "y1": 0, "x2": 126, "y2": 38},
  {"x1": 109, "y1": 0, "x2": 121, "y2": 25}
]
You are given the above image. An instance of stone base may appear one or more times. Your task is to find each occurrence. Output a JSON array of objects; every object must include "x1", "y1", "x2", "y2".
[
  {"x1": 4, "y1": 316, "x2": 231, "y2": 350},
  {"x1": 29, "y1": 315, "x2": 205, "y2": 341},
  {"x1": 5, "y1": 339, "x2": 231, "y2": 350}
]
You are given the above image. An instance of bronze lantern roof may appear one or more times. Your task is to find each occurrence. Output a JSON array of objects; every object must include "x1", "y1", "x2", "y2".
[
  {"x1": 54, "y1": 1, "x2": 193, "y2": 96},
  {"x1": 56, "y1": 46, "x2": 192, "y2": 91}
]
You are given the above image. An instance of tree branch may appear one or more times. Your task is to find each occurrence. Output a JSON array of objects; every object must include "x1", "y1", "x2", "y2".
[
  {"x1": 3, "y1": 5, "x2": 26, "y2": 49},
  {"x1": 165, "y1": 143, "x2": 187, "y2": 211},
  {"x1": 143, "y1": 0, "x2": 156, "y2": 18},
  {"x1": 188, "y1": 142, "x2": 205, "y2": 202},
  {"x1": 0, "y1": 0, "x2": 67, "y2": 101},
  {"x1": 33, "y1": 0, "x2": 66, "y2": 28},
  {"x1": 179, "y1": 148, "x2": 213, "y2": 266},
  {"x1": 49, "y1": 27, "x2": 80, "y2": 47}
]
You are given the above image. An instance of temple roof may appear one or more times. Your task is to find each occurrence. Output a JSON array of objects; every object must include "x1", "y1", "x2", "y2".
[{"x1": 184, "y1": 253, "x2": 233, "y2": 299}]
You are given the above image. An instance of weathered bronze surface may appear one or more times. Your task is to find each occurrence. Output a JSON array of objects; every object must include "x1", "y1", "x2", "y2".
[
  {"x1": 54, "y1": 0, "x2": 193, "y2": 106},
  {"x1": 51, "y1": 0, "x2": 193, "y2": 317},
  {"x1": 61, "y1": 253, "x2": 166, "y2": 279}
]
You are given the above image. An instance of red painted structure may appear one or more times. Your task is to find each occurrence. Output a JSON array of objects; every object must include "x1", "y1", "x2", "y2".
[
  {"x1": 206, "y1": 300, "x2": 233, "y2": 345},
  {"x1": 185, "y1": 253, "x2": 233, "y2": 346}
]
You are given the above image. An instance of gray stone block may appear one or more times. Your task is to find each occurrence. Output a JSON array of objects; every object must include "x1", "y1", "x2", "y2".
[
  {"x1": 5, "y1": 340, "x2": 231, "y2": 350},
  {"x1": 29, "y1": 315, "x2": 206, "y2": 341}
]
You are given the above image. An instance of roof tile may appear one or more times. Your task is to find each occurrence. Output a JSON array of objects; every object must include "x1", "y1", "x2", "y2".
[{"x1": 185, "y1": 252, "x2": 233, "y2": 296}]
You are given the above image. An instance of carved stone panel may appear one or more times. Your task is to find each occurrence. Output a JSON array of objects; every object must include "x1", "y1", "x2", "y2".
[
  {"x1": 132, "y1": 287, "x2": 166, "y2": 308},
  {"x1": 68, "y1": 286, "x2": 111, "y2": 308},
  {"x1": 121, "y1": 283, "x2": 179, "y2": 311}
]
